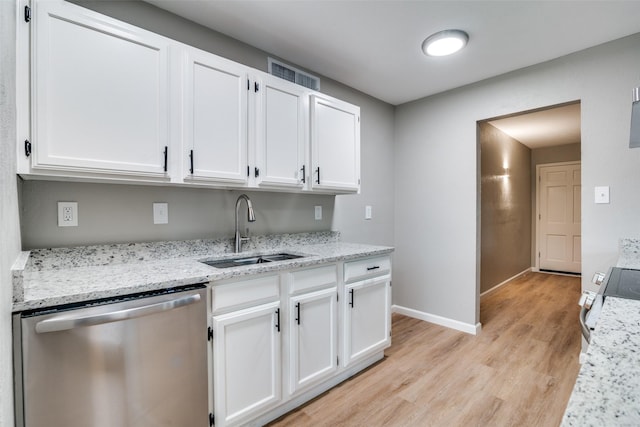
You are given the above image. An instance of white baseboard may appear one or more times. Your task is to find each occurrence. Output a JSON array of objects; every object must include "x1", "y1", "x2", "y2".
[
  {"x1": 392, "y1": 305, "x2": 481, "y2": 335},
  {"x1": 480, "y1": 267, "x2": 532, "y2": 297}
]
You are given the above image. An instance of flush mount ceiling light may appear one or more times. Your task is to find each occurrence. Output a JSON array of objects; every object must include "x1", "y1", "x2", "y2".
[{"x1": 422, "y1": 29, "x2": 469, "y2": 57}]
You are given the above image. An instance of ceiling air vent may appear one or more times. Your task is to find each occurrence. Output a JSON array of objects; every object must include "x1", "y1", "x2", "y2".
[{"x1": 268, "y1": 58, "x2": 320, "y2": 91}]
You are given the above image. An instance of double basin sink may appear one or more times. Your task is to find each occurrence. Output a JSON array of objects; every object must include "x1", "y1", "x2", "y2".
[{"x1": 200, "y1": 253, "x2": 305, "y2": 269}]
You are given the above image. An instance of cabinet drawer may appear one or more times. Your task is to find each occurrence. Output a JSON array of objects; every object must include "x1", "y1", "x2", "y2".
[
  {"x1": 344, "y1": 256, "x2": 391, "y2": 283},
  {"x1": 289, "y1": 264, "x2": 337, "y2": 295},
  {"x1": 212, "y1": 274, "x2": 279, "y2": 313}
]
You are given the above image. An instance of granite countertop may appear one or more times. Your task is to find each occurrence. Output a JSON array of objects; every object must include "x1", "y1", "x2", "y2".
[
  {"x1": 561, "y1": 238, "x2": 640, "y2": 426},
  {"x1": 561, "y1": 297, "x2": 640, "y2": 425},
  {"x1": 11, "y1": 232, "x2": 394, "y2": 312}
]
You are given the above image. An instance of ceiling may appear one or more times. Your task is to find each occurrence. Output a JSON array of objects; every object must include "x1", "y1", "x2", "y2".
[
  {"x1": 146, "y1": 0, "x2": 640, "y2": 106},
  {"x1": 489, "y1": 103, "x2": 581, "y2": 149},
  {"x1": 144, "y1": 1, "x2": 636, "y2": 148}
]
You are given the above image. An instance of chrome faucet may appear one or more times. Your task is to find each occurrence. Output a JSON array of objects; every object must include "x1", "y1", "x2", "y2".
[{"x1": 234, "y1": 194, "x2": 256, "y2": 253}]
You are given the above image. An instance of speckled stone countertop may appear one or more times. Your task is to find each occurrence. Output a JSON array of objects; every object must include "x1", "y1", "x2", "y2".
[
  {"x1": 11, "y1": 232, "x2": 394, "y2": 312},
  {"x1": 617, "y1": 238, "x2": 640, "y2": 269},
  {"x1": 561, "y1": 238, "x2": 640, "y2": 426}
]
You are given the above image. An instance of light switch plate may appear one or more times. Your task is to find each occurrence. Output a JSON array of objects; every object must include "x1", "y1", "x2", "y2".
[
  {"x1": 314, "y1": 206, "x2": 322, "y2": 220},
  {"x1": 57, "y1": 202, "x2": 78, "y2": 227},
  {"x1": 153, "y1": 202, "x2": 169, "y2": 224},
  {"x1": 365, "y1": 205, "x2": 372, "y2": 220},
  {"x1": 594, "y1": 186, "x2": 610, "y2": 204}
]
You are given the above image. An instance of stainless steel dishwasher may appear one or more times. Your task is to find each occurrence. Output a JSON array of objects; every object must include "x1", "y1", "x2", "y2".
[{"x1": 13, "y1": 285, "x2": 209, "y2": 427}]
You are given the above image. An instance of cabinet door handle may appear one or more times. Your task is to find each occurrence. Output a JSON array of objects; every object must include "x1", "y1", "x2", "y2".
[
  {"x1": 255, "y1": 167, "x2": 260, "y2": 178},
  {"x1": 366, "y1": 266, "x2": 380, "y2": 271},
  {"x1": 163, "y1": 146, "x2": 168, "y2": 172},
  {"x1": 316, "y1": 167, "x2": 320, "y2": 184},
  {"x1": 295, "y1": 302, "x2": 301, "y2": 325},
  {"x1": 300, "y1": 165, "x2": 306, "y2": 183},
  {"x1": 189, "y1": 150, "x2": 194, "y2": 174},
  {"x1": 275, "y1": 308, "x2": 280, "y2": 332},
  {"x1": 349, "y1": 289, "x2": 354, "y2": 308}
]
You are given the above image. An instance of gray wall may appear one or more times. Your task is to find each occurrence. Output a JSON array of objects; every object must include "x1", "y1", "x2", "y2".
[
  {"x1": 395, "y1": 34, "x2": 640, "y2": 328},
  {"x1": 21, "y1": 182, "x2": 335, "y2": 249},
  {"x1": 530, "y1": 142, "x2": 581, "y2": 266},
  {"x1": 480, "y1": 123, "x2": 531, "y2": 294},
  {"x1": 21, "y1": 1, "x2": 396, "y2": 249},
  {"x1": 0, "y1": 1, "x2": 21, "y2": 425}
]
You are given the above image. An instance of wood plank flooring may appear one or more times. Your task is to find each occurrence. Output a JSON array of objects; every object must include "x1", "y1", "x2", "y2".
[{"x1": 267, "y1": 272, "x2": 581, "y2": 427}]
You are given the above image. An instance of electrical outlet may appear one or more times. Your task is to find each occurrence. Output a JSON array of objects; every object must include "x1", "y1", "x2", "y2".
[
  {"x1": 365, "y1": 205, "x2": 373, "y2": 220},
  {"x1": 153, "y1": 203, "x2": 169, "y2": 224},
  {"x1": 314, "y1": 206, "x2": 322, "y2": 220},
  {"x1": 57, "y1": 202, "x2": 78, "y2": 227}
]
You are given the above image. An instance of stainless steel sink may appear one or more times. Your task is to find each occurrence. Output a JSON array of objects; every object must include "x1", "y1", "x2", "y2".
[{"x1": 200, "y1": 253, "x2": 305, "y2": 269}]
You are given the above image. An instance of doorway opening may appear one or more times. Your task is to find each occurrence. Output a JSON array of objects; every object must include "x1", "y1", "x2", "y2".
[{"x1": 477, "y1": 101, "x2": 582, "y2": 301}]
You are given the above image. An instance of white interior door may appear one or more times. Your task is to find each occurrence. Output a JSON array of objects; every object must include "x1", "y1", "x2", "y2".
[{"x1": 538, "y1": 162, "x2": 581, "y2": 273}]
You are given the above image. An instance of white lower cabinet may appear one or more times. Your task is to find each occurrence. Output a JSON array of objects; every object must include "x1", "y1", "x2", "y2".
[
  {"x1": 343, "y1": 276, "x2": 391, "y2": 367},
  {"x1": 342, "y1": 256, "x2": 392, "y2": 367},
  {"x1": 210, "y1": 257, "x2": 390, "y2": 426},
  {"x1": 288, "y1": 280, "x2": 338, "y2": 395},
  {"x1": 212, "y1": 301, "x2": 282, "y2": 426}
]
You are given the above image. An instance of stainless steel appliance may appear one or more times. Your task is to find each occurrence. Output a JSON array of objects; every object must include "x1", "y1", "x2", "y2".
[
  {"x1": 580, "y1": 267, "x2": 640, "y2": 342},
  {"x1": 13, "y1": 285, "x2": 209, "y2": 427}
]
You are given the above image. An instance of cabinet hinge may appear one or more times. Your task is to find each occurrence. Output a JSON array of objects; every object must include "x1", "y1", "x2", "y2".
[
  {"x1": 24, "y1": 139, "x2": 32, "y2": 157},
  {"x1": 24, "y1": 5, "x2": 31, "y2": 22},
  {"x1": 208, "y1": 326, "x2": 213, "y2": 341},
  {"x1": 209, "y1": 412, "x2": 214, "y2": 426}
]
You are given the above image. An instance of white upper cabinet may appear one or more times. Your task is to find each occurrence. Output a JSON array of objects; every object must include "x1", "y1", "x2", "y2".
[
  {"x1": 19, "y1": 1, "x2": 361, "y2": 194},
  {"x1": 183, "y1": 48, "x2": 249, "y2": 185},
  {"x1": 254, "y1": 75, "x2": 307, "y2": 189},
  {"x1": 310, "y1": 95, "x2": 361, "y2": 193},
  {"x1": 28, "y1": 1, "x2": 171, "y2": 179}
]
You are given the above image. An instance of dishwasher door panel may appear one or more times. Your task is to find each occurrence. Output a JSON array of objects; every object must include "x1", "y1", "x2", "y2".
[{"x1": 20, "y1": 288, "x2": 208, "y2": 427}]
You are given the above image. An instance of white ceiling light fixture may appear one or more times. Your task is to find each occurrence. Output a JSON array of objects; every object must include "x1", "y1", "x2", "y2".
[{"x1": 422, "y1": 29, "x2": 469, "y2": 57}]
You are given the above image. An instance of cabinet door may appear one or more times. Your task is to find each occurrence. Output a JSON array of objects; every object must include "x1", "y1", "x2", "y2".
[
  {"x1": 289, "y1": 287, "x2": 338, "y2": 395},
  {"x1": 32, "y1": 1, "x2": 170, "y2": 177},
  {"x1": 184, "y1": 48, "x2": 248, "y2": 184},
  {"x1": 212, "y1": 301, "x2": 281, "y2": 426},
  {"x1": 310, "y1": 95, "x2": 360, "y2": 193},
  {"x1": 255, "y1": 75, "x2": 307, "y2": 189},
  {"x1": 343, "y1": 277, "x2": 391, "y2": 367}
]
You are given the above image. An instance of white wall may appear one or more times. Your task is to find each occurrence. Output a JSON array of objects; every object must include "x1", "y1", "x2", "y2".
[
  {"x1": 395, "y1": 34, "x2": 640, "y2": 328},
  {"x1": 20, "y1": 1, "x2": 396, "y2": 249},
  {"x1": 0, "y1": 1, "x2": 21, "y2": 425}
]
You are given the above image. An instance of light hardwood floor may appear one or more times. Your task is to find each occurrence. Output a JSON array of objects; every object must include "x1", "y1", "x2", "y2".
[{"x1": 268, "y1": 272, "x2": 581, "y2": 427}]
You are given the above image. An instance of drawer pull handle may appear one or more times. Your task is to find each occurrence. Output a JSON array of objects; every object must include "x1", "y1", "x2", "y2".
[{"x1": 366, "y1": 266, "x2": 380, "y2": 271}]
